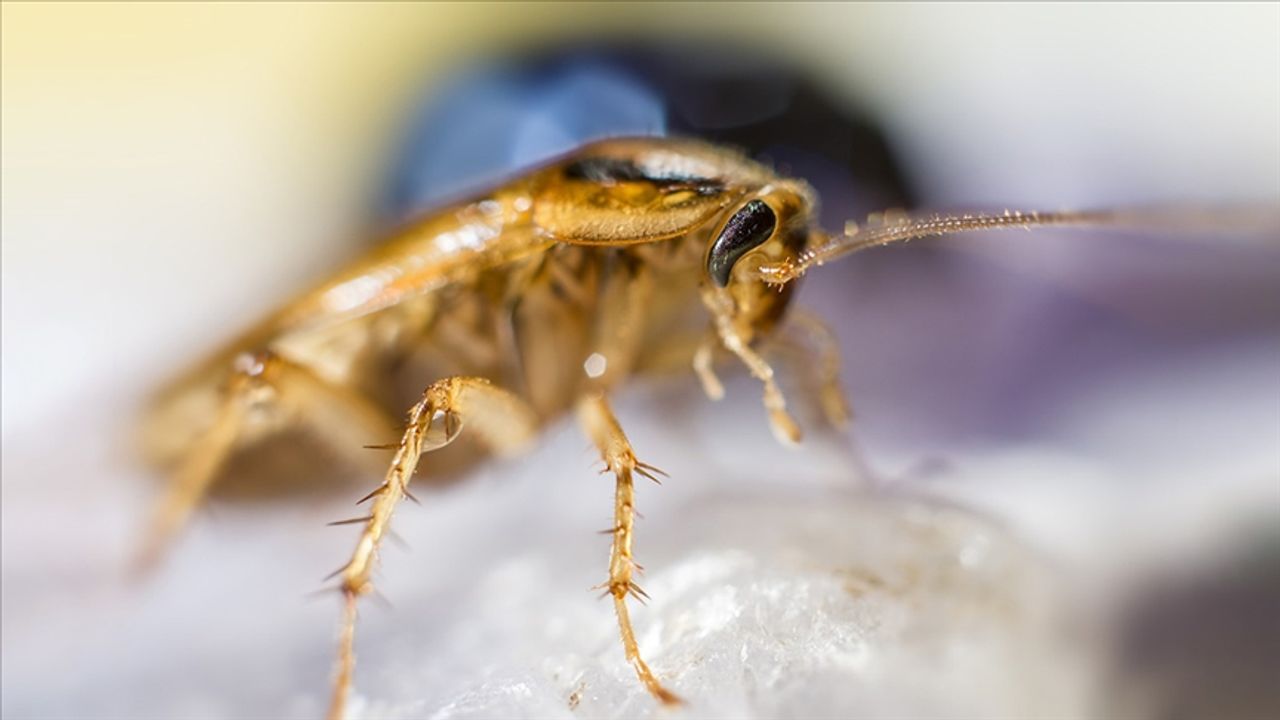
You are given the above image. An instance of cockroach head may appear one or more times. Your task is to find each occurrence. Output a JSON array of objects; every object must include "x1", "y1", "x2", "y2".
[
  {"x1": 701, "y1": 182, "x2": 817, "y2": 339},
  {"x1": 704, "y1": 182, "x2": 815, "y2": 290}
]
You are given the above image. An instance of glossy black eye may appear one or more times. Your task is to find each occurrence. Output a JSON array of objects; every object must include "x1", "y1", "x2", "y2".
[{"x1": 707, "y1": 199, "x2": 776, "y2": 287}]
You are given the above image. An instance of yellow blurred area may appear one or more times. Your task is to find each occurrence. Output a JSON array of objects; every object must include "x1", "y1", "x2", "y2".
[
  {"x1": 2, "y1": 3, "x2": 811, "y2": 189},
  {"x1": 4, "y1": 3, "x2": 489, "y2": 203}
]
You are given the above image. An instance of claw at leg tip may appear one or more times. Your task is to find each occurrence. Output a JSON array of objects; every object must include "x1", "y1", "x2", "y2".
[
  {"x1": 769, "y1": 412, "x2": 803, "y2": 446},
  {"x1": 648, "y1": 678, "x2": 684, "y2": 707}
]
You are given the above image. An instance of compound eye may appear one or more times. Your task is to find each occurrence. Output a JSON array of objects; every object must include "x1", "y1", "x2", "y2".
[{"x1": 707, "y1": 199, "x2": 777, "y2": 287}]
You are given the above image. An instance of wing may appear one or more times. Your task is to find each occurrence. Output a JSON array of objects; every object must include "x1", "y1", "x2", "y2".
[{"x1": 530, "y1": 137, "x2": 777, "y2": 245}]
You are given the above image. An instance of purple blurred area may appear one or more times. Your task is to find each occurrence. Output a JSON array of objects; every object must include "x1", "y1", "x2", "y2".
[{"x1": 380, "y1": 42, "x2": 1280, "y2": 449}]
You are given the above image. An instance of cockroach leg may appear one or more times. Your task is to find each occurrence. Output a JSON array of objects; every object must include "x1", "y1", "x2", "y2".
[
  {"x1": 701, "y1": 288, "x2": 802, "y2": 445},
  {"x1": 692, "y1": 332, "x2": 725, "y2": 401},
  {"x1": 782, "y1": 308, "x2": 852, "y2": 429},
  {"x1": 135, "y1": 369, "x2": 250, "y2": 575},
  {"x1": 328, "y1": 376, "x2": 538, "y2": 720},
  {"x1": 584, "y1": 254, "x2": 654, "y2": 389},
  {"x1": 729, "y1": 333, "x2": 801, "y2": 445},
  {"x1": 136, "y1": 352, "x2": 397, "y2": 574},
  {"x1": 576, "y1": 393, "x2": 682, "y2": 707}
]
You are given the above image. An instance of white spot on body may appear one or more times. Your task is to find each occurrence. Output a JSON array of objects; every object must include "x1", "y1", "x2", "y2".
[{"x1": 583, "y1": 352, "x2": 607, "y2": 379}]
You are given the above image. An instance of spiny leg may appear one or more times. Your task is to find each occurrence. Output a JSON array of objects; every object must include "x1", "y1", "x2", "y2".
[
  {"x1": 328, "y1": 376, "x2": 538, "y2": 720},
  {"x1": 576, "y1": 393, "x2": 681, "y2": 706},
  {"x1": 136, "y1": 351, "x2": 397, "y2": 573}
]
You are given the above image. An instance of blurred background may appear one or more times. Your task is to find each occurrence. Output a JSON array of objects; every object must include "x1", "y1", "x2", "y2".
[{"x1": 3, "y1": 4, "x2": 1278, "y2": 719}]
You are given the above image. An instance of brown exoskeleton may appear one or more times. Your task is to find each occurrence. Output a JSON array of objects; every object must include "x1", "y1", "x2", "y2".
[{"x1": 138, "y1": 136, "x2": 1249, "y2": 718}]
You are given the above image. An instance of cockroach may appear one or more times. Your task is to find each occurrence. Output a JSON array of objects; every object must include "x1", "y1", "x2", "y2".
[{"x1": 137, "y1": 135, "x2": 1269, "y2": 718}]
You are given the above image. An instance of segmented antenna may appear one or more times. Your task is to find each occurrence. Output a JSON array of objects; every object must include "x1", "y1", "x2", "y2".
[{"x1": 756, "y1": 206, "x2": 1279, "y2": 284}]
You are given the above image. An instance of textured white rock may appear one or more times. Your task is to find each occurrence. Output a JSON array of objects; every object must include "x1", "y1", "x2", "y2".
[{"x1": 345, "y1": 488, "x2": 1090, "y2": 720}]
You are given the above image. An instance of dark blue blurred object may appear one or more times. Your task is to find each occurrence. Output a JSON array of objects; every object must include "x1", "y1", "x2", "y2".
[{"x1": 380, "y1": 44, "x2": 915, "y2": 230}]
